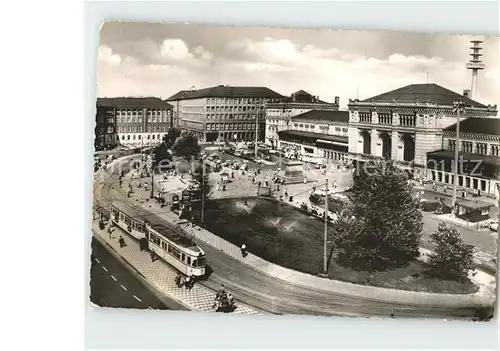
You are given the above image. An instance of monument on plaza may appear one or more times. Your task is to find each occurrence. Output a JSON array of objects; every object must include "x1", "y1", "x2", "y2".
[{"x1": 276, "y1": 160, "x2": 306, "y2": 185}]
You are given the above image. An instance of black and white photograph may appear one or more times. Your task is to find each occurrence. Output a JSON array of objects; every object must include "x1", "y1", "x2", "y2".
[{"x1": 91, "y1": 22, "x2": 498, "y2": 321}]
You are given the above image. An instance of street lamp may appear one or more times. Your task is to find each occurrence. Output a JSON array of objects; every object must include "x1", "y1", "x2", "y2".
[
  {"x1": 150, "y1": 152, "x2": 155, "y2": 199},
  {"x1": 451, "y1": 101, "x2": 466, "y2": 217}
]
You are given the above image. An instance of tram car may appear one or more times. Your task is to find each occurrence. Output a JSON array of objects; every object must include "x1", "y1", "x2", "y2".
[
  {"x1": 110, "y1": 201, "x2": 206, "y2": 277},
  {"x1": 110, "y1": 201, "x2": 148, "y2": 241},
  {"x1": 145, "y1": 222, "x2": 206, "y2": 277}
]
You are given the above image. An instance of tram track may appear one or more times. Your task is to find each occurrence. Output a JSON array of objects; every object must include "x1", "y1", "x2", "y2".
[{"x1": 92, "y1": 163, "x2": 489, "y2": 319}]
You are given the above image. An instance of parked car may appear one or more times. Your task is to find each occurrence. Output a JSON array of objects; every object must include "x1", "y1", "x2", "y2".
[
  {"x1": 315, "y1": 188, "x2": 333, "y2": 197},
  {"x1": 489, "y1": 220, "x2": 498, "y2": 232}
]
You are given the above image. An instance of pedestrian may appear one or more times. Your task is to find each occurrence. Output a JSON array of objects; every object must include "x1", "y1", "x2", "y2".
[
  {"x1": 390, "y1": 310, "x2": 395, "y2": 318},
  {"x1": 150, "y1": 249, "x2": 155, "y2": 262},
  {"x1": 241, "y1": 243, "x2": 247, "y2": 257},
  {"x1": 119, "y1": 235, "x2": 125, "y2": 248},
  {"x1": 184, "y1": 276, "x2": 191, "y2": 290}
]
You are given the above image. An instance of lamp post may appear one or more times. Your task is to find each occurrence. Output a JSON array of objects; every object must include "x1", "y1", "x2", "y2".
[
  {"x1": 322, "y1": 178, "x2": 329, "y2": 276},
  {"x1": 150, "y1": 151, "x2": 155, "y2": 199},
  {"x1": 201, "y1": 158, "x2": 206, "y2": 223},
  {"x1": 451, "y1": 101, "x2": 466, "y2": 216}
]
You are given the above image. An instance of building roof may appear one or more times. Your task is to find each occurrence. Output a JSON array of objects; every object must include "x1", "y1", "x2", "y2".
[
  {"x1": 292, "y1": 89, "x2": 312, "y2": 96},
  {"x1": 292, "y1": 110, "x2": 349, "y2": 123},
  {"x1": 166, "y1": 85, "x2": 283, "y2": 101},
  {"x1": 97, "y1": 97, "x2": 172, "y2": 108},
  {"x1": 361, "y1": 83, "x2": 487, "y2": 108},
  {"x1": 278, "y1": 130, "x2": 348, "y2": 144},
  {"x1": 427, "y1": 149, "x2": 500, "y2": 166},
  {"x1": 443, "y1": 117, "x2": 500, "y2": 136}
]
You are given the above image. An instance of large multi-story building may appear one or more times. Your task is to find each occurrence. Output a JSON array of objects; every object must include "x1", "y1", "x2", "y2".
[
  {"x1": 95, "y1": 101, "x2": 119, "y2": 151},
  {"x1": 277, "y1": 110, "x2": 350, "y2": 164},
  {"x1": 166, "y1": 85, "x2": 283, "y2": 143},
  {"x1": 96, "y1": 97, "x2": 173, "y2": 148},
  {"x1": 427, "y1": 117, "x2": 500, "y2": 197},
  {"x1": 346, "y1": 83, "x2": 497, "y2": 176},
  {"x1": 265, "y1": 90, "x2": 340, "y2": 148}
]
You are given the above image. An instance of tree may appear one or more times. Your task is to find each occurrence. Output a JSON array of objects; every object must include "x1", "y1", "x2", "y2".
[
  {"x1": 172, "y1": 131, "x2": 201, "y2": 160},
  {"x1": 426, "y1": 223, "x2": 474, "y2": 282},
  {"x1": 163, "y1": 127, "x2": 182, "y2": 148},
  {"x1": 330, "y1": 158, "x2": 423, "y2": 271}
]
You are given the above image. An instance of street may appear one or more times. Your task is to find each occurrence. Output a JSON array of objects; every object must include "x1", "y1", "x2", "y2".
[{"x1": 90, "y1": 238, "x2": 168, "y2": 310}]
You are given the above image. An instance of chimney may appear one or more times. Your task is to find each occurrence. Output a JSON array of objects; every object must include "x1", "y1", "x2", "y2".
[
  {"x1": 334, "y1": 96, "x2": 340, "y2": 105},
  {"x1": 463, "y1": 89, "x2": 470, "y2": 98}
]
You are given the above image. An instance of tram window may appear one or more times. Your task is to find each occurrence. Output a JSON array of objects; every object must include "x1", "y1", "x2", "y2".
[
  {"x1": 124, "y1": 216, "x2": 131, "y2": 226},
  {"x1": 168, "y1": 245, "x2": 181, "y2": 260},
  {"x1": 162, "y1": 242, "x2": 167, "y2": 250},
  {"x1": 187, "y1": 257, "x2": 191, "y2": 265},
  {"x1": 193, "y1": 257, "x2": 205, "y2": 267},
  {"x1": 181, "y1": 253, "x2": 185, "y2": 262},
  {"x1": 137, "y1": 223, "x2": 144, "y2": 232}
]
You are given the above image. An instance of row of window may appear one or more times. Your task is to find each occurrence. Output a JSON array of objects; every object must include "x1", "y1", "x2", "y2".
[
  {"x1": 206, "y1": 105, "x2": 264, "y2": 112},
  {"x1": 205, "y1": 113, "x2": 265, "y2": 120},
  {"x1": 358, "y1": 113, "x2": 416, "y2": 126},
  {"x1": 120, "y1": 134, "x2": 163, "y2": 141},
  {"x1": 293, "y1": 123, "x2": 348, "y2": 133},
  {"x1": 116, "y1": 109, "x2": 170, "y2": 116},
  {"x1": 117, "y1": 125, "x2": 168, "y2": 133},
  {"x1": 448, "y1": 140, "x2": 500, "y2": 156},
  {"x1": 115, "y1": 211, "x2": 145, "y2": 231},
  {"x1": 206, "y1": 123, "x2": 255, "y2": 131},
  {"x1": 206, "y1": 97, "x2": 280, "y2": 105},
  {"x1": 117, "y1": 115, "x2": 170, "y2": 124}
]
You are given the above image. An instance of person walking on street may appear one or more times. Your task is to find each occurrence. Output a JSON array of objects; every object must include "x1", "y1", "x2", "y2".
[{"x1": 150, "y1": 249, "x2": 155, "y2": 262}]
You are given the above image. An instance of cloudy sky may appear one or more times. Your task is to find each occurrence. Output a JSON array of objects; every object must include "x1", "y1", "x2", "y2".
[{"x1": 98, "y1": 22, "x2": 499, "y2": 109}]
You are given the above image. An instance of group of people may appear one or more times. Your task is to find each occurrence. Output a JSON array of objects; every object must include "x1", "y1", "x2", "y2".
[
  {"x1": 213, "y1": 285, "x2": 236, "y2": 312},
  {"x1": 174, "y1": 274, "x2": 196, "y2": 290}
]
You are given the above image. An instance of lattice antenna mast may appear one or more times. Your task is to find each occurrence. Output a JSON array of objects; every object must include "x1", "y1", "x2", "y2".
[{"x1": 466, "y1": 40, "x2": 485, "y2": 100}]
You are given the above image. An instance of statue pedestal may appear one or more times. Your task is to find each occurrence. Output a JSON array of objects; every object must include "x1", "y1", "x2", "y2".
[{"x1": 276, "y1": 161, "x2": 306, "y2": 185}]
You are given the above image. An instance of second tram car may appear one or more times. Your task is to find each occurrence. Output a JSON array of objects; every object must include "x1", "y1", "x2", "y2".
[{"x1": 110, "y1": 201, "x2": 206, "y2": 277}]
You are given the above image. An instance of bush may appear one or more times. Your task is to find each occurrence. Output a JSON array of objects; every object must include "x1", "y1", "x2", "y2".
[{"x1": 426, "y1": 223, "x2": 475, "y2": 282}]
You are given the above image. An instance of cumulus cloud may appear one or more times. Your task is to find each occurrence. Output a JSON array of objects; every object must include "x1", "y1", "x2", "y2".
[
  {"x1": 158, "y1": 39, "x2": 213, "y2": 67},
  {"x1": 98, "y1": 32, "x2": 499, "y2": 110},
  {"x1": 98, "y1": 45, "x2": 121, "y2": 64}
]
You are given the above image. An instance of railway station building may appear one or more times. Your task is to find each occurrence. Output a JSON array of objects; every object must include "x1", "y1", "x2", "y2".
[
  {"x1": 427, "y1": 117, "x2": 500, "y2": 198},
  {"x1": 346, "y1": 83, "x2": 498, "y2": 178},
  {"x1": 277, "y1": 110, "x2": 350, "y2": 165},
  {"x1": 96, "y1": 97, "x2": 174, "y2": 148},
  {"x1": 265, "y1": 90, "x2": 340, "y2": 148},
  {"x1": 166, "y1": 85, "x2": 283, "y2": 143}
]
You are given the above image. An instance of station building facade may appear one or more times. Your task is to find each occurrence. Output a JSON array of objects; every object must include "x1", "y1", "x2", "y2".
[
  {"x1": 97, "y1": 97, "x2": 174, "y2": 148},
  {"x1": 265, "y1": 90, "x2": 339, "y2": 148},
  {"x1": 346, "y1": 83, "x2": 498, "y2": 178},
  {"x1": 277, "y1": 110, "x2": 350, "y2": 164},
  {"x1": 427, "y1": 117, "x2": 500, "y2": 197},
  {"x1": 166, "y1": 85, "x2": 283, "y2": 143}
]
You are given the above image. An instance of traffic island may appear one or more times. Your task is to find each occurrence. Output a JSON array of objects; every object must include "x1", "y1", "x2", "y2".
[{"x1": 191, "y1": 197, "x2": 481, "y2": 295}]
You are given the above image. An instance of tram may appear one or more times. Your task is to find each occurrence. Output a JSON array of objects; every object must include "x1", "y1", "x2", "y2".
[{"x1": 110, "y1": 201, "x2": 206, "y2": 277}]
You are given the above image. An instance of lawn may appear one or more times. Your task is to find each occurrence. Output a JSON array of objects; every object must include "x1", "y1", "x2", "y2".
[{"x1": 192, "y1": 197, "x2": 478, "y2": 294}]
